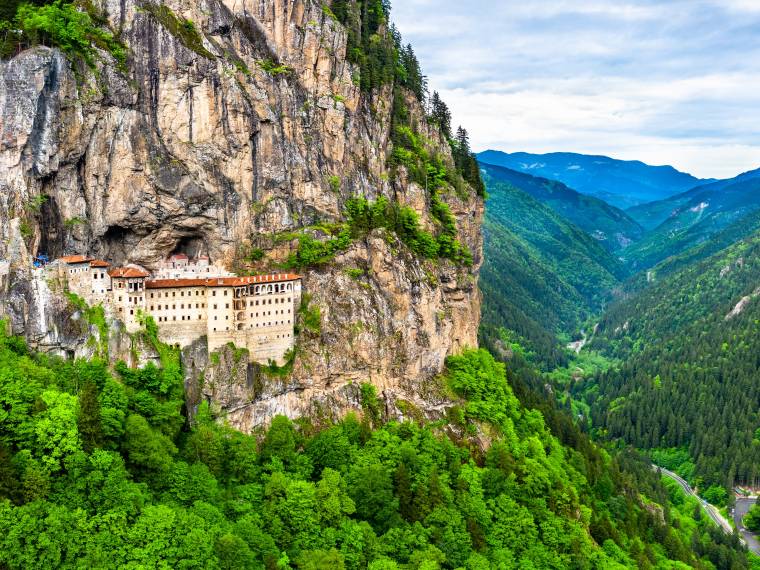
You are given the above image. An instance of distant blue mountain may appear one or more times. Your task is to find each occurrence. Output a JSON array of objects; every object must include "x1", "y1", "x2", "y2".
[
  {"x1": 622, "y1": 167, "x2": 760, "y2": 268},
  {"x1": 477, "y1": 150, "x2": 713, "y2": 209},
  {"x1": 480, "y1": 163, "x2": 643, "y2": 252}
]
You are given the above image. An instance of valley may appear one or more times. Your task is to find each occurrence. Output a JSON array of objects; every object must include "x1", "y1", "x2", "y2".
[
  {"x1": 479, "y1": 147, "x2": 760, "y2": 566},
  {"x1": 0, "y1": 0, "x2": 758, "y2": 568}
]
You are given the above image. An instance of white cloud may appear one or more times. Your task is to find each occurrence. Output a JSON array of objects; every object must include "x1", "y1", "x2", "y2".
[{"x1": 392, "y1": 0, "x2": 760, "y2": 179}]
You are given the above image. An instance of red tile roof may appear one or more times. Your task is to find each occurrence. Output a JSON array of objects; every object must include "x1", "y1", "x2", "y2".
[
  {"x1": 89, "y1": 260, "x2": 110, "y2": 268},
  {"x1": 59, "y1": 255, "x2": 92, "y2": 264},
  {"x1": 146, "y1": 273, "x2": 301, "y2": 289},
  {"x1": 109, "y1": 267, "x2": 150, "y2": 278}
]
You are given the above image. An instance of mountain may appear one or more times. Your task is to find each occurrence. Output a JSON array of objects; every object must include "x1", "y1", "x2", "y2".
[
  {"x1": 0, "y1": 0, "x2": 484, "y2": 429},
  {"x1": 478, "y1": 150, "x2": 710, "y2": 209},
  {"x1": 579, "y1": 225, "x2": 760, "y2": 490},
  {"x1": 627, "y1": 167, "x2": 760, "y2": 230},
  {"x1": 0, "y1": 1, "x2": 753, "y2": 568},
  {"x1": 480, "y1": 168, "x2": 626, "y2": 368},
  {"x1": 622, "y1": 168, "x2": 760, "y2": 269},
  {"x1": 480, "y1": 163, "x2": 644, "y2": 252}
]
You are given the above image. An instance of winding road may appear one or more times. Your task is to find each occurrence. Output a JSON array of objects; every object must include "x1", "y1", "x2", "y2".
[
  {"x1": 733, "y1": 497, "x2": 760, "y2": 555},
  {"x1": 654, "y1": 466, "x2": 760, "y2": 555},
  {"x1": 655, "y1": 466, "x2": 734, "y2": 534}
]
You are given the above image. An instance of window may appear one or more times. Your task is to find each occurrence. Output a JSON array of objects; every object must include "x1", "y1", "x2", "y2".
[
  {"x1": 181, "y1": 291, "x2": 184, "y2": 297},
  {"x1": 130, "y1": 309, "x2": 134, "y2": 315},
  {"x1": 173, "y1": 292, "x2": 176, "y2": 297},
  {"x1": 212, "y1": 291, "x2": 216, "y2": 296},
  {"x1": 213, "y1": 304, "x2": 217, "y2": 310},
  {"x1": 150, "y1": 293, "x2": 154, "y2": 298},
  {"x1": 225, "y1": 303, "x2": 229, "y2": 309},
  {"x1": 181, "y1": 304, "x2": 184, "y2": 309},
  {"x1": 173, "y1": 316, "x2": 176, "y2": 321},
  {"x1": 150, "y1": 306, "x2": 154, "y2": 311},
  {"x1": 224, "y1": 290, "x2": 228, "y2": 296}
]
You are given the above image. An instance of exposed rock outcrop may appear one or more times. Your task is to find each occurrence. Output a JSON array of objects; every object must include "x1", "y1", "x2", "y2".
[{"x1": 0, "y1": 0, "x2": 483, "y2": 429}]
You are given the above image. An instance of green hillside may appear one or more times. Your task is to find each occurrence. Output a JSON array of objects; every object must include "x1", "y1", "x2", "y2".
[
  {"x1": 480, "y1": 169, "x2": 626, "y2": 368},
  {"x1": 577, "y1": 227, "x2": 760, "y2": 489},
  {"x1": 480, "y1": 163, "x2": 644, "y2": 252},
  {"x1": 0, "y1": 318, "x2": 750, "y2": 569},
  {"x1": 623, "y1": 173, "x2": 760, "y2": 269}
]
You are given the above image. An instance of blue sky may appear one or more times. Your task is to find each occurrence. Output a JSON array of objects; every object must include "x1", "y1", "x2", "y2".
[{"x1": 392, "y1": 0, "x2": 760, "y2": 179}]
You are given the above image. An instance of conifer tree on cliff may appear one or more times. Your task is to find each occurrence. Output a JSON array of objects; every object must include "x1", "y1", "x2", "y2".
[{"x1": 430, "y1": 91, "x2": 452, "y2": 139}]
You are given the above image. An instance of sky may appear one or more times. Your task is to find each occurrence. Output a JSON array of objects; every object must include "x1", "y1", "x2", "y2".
[{"x1": 392, "y1": 0, "x2": 760, "y2": 179}]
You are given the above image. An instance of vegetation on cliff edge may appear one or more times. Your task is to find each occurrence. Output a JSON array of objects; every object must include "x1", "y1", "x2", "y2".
[{"x1": 0, "y1": 321, "x2": 750, "y2": 569}]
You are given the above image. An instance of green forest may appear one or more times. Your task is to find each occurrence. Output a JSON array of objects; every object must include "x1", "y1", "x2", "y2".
[
  {"x1": 479, "y1": 155, "x2": 760, "y2": 504},
  {"x1": 1, "y1": 322, "x2": 753, "y2": 569},
  {"x1": 479, "y1": 169, "x2": 626, "y2": 370},
  {"x1": 575, "y1": 223, "x2": 760, "y2": 489}
]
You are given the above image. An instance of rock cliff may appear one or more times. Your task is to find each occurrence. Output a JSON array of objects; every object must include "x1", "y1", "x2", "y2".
[{"x1": 0, "y1": 0, "x2": 483, "y2": 429}]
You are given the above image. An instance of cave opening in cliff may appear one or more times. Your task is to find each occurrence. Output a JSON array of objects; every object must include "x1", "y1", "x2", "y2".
[
  {"x1": 171, "y1": 235, "x2": 209, "y2": 261},
  {"x1": 36, "y1": 195, "x2": 65, "y2": 260},
  {"x1": 102, "y1": 225, "x2": 134, "y2": 264}
]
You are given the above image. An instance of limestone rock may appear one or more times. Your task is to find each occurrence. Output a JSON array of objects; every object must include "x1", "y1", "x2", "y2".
[{"x1": 0, "y1": 0, "x2": 483, "y2": 429}]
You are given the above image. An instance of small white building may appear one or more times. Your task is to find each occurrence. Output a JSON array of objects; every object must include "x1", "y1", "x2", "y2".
[{"x1": 153, "y1": 254, "x2": 233, "y2": 280}]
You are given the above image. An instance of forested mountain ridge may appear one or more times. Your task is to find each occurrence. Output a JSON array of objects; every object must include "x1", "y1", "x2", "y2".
[
  {"x1": 479, "y1": 167, "x2": 626, "y2": 369},
  {"x1": 480, "y1": 163, "x2": 644, "y2": 252},
  {"x1": 623, "y1": 170, "x2": 760, "y2": 269},
  {"x1": 1, "y1": 319, "x2": 751, "y2": 569},
  {"x1": 477, "y1": 150, "x2": 710, "y2": 209},
  {"x1": 578, "y1": 225, "x2": 760, "y2": 491},
  {"x1": 627, "y1": 167, "x2": 760, "y2": 230}
]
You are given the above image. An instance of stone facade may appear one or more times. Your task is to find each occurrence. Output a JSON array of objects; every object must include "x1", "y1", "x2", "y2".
[
  {"x1": 153, "y1": 254, "x2": 234, "y2": 280},
  {"x1": 52, "y1": 255, "x2": 300, "y2": 364}
]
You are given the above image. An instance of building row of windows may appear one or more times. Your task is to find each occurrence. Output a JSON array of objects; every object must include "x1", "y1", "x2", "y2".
[
  {"x1": 247, "y1": 310, "x2": 291, "y2": 318},
  {"x1": 247, "y1": 297, "x2": 291, "y2": 307},
  {"x1": 149, "y1": 303, "x2": 206, "y2": 311},
  {"x1": 150, "y1": 290, "x2": 206, "y2": 299},
  {"x1": 156, "y1": 315, "x2": 204, "y2": 322},
  {"x1": 117, "y1": 296, "x2": 144, "y2": 304}
]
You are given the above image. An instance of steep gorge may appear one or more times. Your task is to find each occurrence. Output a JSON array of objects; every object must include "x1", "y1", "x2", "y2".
[{"x1": 0, "y1": 0, "x2": 483, "y2": 430}]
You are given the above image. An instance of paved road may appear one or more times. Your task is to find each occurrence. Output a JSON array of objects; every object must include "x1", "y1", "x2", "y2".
[
  {"x1": 733, "y1": 498, "x2": 760, "y2": 555},
  {"x1": 654, "y1": 466, "x2": 734, "y2": 534}
]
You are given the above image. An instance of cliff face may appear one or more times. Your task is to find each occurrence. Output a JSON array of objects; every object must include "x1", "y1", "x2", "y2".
[{"x1": 0, "y1": 0, "x2": 483, "y2": 429}]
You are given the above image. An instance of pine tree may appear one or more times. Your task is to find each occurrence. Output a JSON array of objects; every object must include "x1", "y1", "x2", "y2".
[
  {"x1": 429, "y1": 91, "x2": 452, "y2": 139},
  {"x1": 394, "y1": 462, "x2": 414, "y2": 521},
  {"x1": 399, "y1": 44, "x2": 427, "y2": 102},
  {"x1": 77, "y1": 379, "x2": 104, "y2": 453}
]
